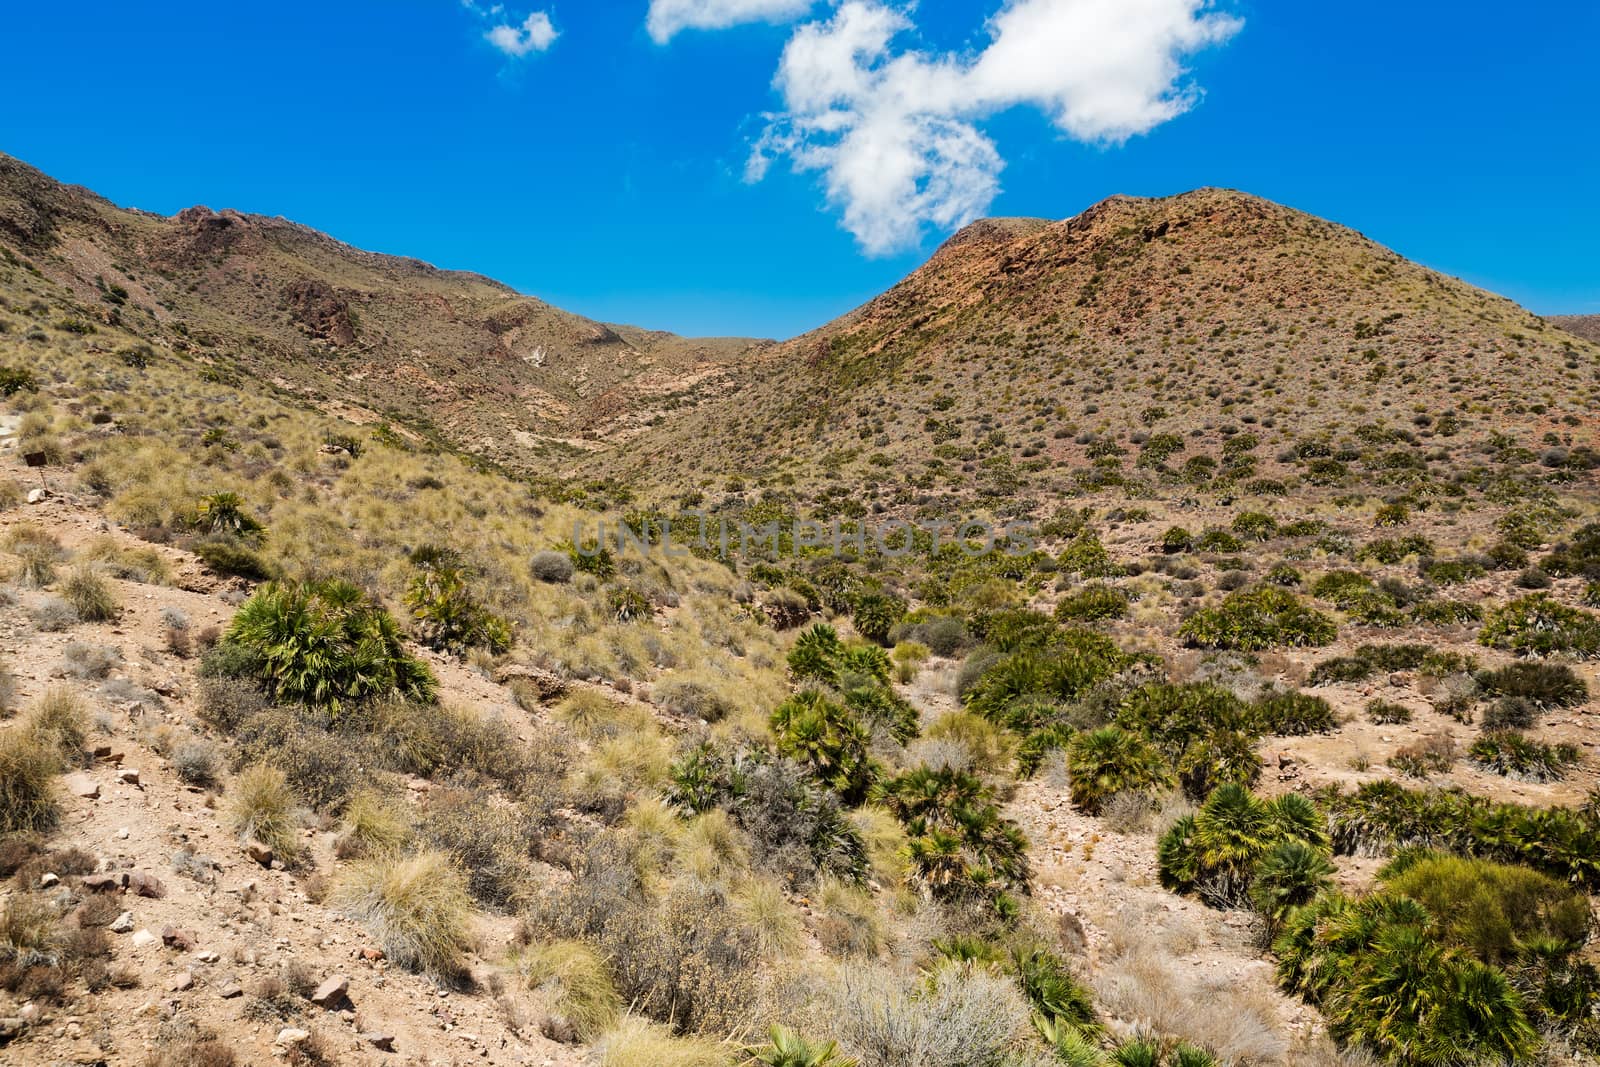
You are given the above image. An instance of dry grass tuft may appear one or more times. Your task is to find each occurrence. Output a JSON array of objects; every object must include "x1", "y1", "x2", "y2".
[
  {"x1": 519, "y1": 939, "x2": 622, "y2": 1041},
  {"x1": 335, "y1": 850, "x2": 475, "y2": 979},
  {"x1": 226, "y1": 764, "x2": 302, "y2": 861}
]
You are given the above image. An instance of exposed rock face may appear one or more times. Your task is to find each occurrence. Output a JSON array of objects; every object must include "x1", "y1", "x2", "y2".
[{"x1": 283, "y1": 278, "x2": 358, "y2": 346}]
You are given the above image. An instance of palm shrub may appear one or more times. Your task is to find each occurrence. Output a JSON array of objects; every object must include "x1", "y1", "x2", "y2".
[
  {"x1": 1474, "y1": 662, "x2": 1587, "y2": 708},
  {"x1": 964, "y1": 627, "x2": 1134, "y2": 728},
  {"x1": 1055, "y1": 584, "x2": 1130, "y2": 623},
  {"x1": 788, "y1": 623, "x2": 843, "y2": 686},
  {"x1": 745, "y1": 1026, "x2": 858, "y2": 1067},
  {"x1": 1065, "y1": 727, "x2": 1173, "y2": 814},
  {"x1": 1116, "y1": 682, "x2": 1263, "y2": 800},
  {"x1": 770, "y1": 691, "x2": 875, "y2": 804},
  {"x1": 1011, "y1": 945, "x2": 1097, "y2": 1035},
  {"x1": 1179, "y1": 586, "x2": 1336, "y2": 651},
  {"x1": 1158, "y1": 785, "x2": 1329, "y2": 908},
  {"x1": 223, "y1": 579, "x2": 437, "y2": 714},
  {"x1": 194, "y1": 491, "x2": 266, "y2": 540},
  {"x1": 851, "y1": 590, "x2": 906, "y2": 646},
  {"x1": 403, "y1": 553, "x2": 513, "y2": 655},
  {"x1": 1253, "y1": 690, "x2": 1337, "y2": 735},
  {"x1": 1273, "y1": 852, "x2": 1591, "y2": 1064},
  {"x1": 1479, "y1": 595, "x2": 1600, "y2": 658},
  {"x1": 875, "y1": 764, "x2": 1029, "y2": 907},
  {"x1": 1468, "y1": 732, "x2": 1580, "y2": 783},
  {"x1": 1249, "y1": 839, "x2": 1335, "y2": 930}
]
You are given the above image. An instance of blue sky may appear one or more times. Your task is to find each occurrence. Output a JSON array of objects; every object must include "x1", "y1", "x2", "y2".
[{"x1": 1, "y1": 1, "x2": 1595, "y2": 338}]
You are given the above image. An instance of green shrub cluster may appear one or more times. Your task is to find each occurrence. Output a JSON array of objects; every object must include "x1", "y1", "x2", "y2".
[
  {"x1": 877, "y1": 765, "x2": 1029, "y2": 910},
  {"x1": 221, "y1": 579, "x2": 438, "y2": 714},
  {"x1": 403, "y1": 548, "x2": 513, "y2": 655},
  {"x1": 1178, "y1": 586, "x2": 1336, "y2": 650},
  {"x1": 1115, "y1": 682, "x2": 1261, "y2": 801},
  {"x1": 1468, "y1": 731, "x2": 1581, "y2": 782},
  {"x1": 1053, "y1": 583, "x2": 1130, "y2": 623},
  {"x1": 1158, "y1": 784, "x2": 1330, "y2": 911},
  {"x1": 1275, "y1": 852, "x2": 1594, "y2": 1064},
  {"x1": 1479, "y1": 595, "x2": 1600, "y2": 658},
  {"x1": 1318, "y1": 781, "x2": 1600, "y2": 889}
]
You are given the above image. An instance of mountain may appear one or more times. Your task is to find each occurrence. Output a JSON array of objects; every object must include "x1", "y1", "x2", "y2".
[
  {"x1": 0, "y1": 153, "x2": 766, "y2": 466},
  {"x1": 592, "y1": 188, "x2": 1600, "y2": 506},
  {"x1": 1552, "y1": 314, "x2": 1600, "y2": 345}
]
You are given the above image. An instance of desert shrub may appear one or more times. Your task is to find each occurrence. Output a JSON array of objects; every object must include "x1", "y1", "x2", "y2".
[
  {"x1": 812, "y1": 960, "x2": 1039, "y2": 1067},
  {"x1": 29, "y1": 596, "x2": 78, "y2": 632},
  {"x1": 1365, "y1": 698, "x2": 1412, "y2": 725},
  {"x1": 0, "y1": 722, "x2": 62, "y2": 834},
  {"x1": 404, "y1": 553, "x2": 512, "y2": 655},
  {"x1": 1179, "y1": 587, "x2": 1335, "y2": 651},
  {"x1": 1054, "y1": 584, "x2": 1131, "y2": 623},
  {"x1": 1161, "y1": 526, "x2": 1194, "y2": 554},
  {"x1": 530, "y1": 549, "x2": 575, "y2": 583},
  {"x1": 1409, "y1": 598, "x2": 1483, "y2": 625},
  {"x1": 519, "y1": 939, "x2": 621, "y2": 1042},
  {"x1": 1468, "y1": 732, "x2": 1581, "y2": 782},
  {"x1": 60, "y1": 640, "x2": 120, "y2": 679},
  {"x1": 1479, "y1": 595, "x2": 1600, "y2": 658},
  {"x1": 1231, "y1": 512, "x2": 1278, "y2": 542},
  {"x1": 653, "y1": 676, "x2": 739, "y2": 724},
  {"x1": 232, "y1": 708, "x2": 363, "y2": 810},
  {"x1": 58, "y1": 567, "x2": 118, "y2": 622},
  {"x1": 851, "y1": 591, "x2": 906, "y2": 646},
  {"x1": 1481, "y1": 696, "x2": 1536, "y2": 730},
  {"x1": 224, "y1": 579, "x2": 437, "y2": 713},
  {"x1": 1388, "y1": 732, "x2": 1458, "y2": 777},
  {"x1": 567, "y1": 542, "x2": 616, "y2": 579},
  {"x1": 1066, "y1": 727, "x2": 1173, "y2": 814},
  {"x1": 668, "y1": 744, "x2": 868, "y2": 886},
  {"x1": 1196, "y1": 529, "x2": 1244, "y2": 553},
  {"x1": 1253, "y1": 690, "x2": 1337, "y2": 735},
  {"x1": 894, "y1": 615, "x2": 969, "y2": 657},
  {"x1": 532, "y1": 837, "x2": 761, "y2": 1035},
  {"x1": 226, "y1": 764, "x2": 301, "y2": 861},
  {"x1": 171, "y1": 735, "x2": 220, "y2": 786},
  {"x1": 877, "y1": 765, "x2": 1029, "y2": 907},
  {"x1": 192, "y1": 536, "x2": 275, "y2": 580},
  {"x1": 1158, "y1": 785, "x2": 1329, "y2": 908},
  {"x1": 0, "y1": 365, "x2": 37, "y2": 396},
  {"x1": 417, "y1": 786, "x2": 541, "y2": 908},
  {"x1": 1474, "y1": 662, "x2": 1587, "y2": 708},
  {"x1": 336, "y1": 850, "x2": 475, "y2": 979}
]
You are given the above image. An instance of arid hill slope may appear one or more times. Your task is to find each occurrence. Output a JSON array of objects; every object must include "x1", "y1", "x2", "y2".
[
  {"x1": 0, "y1": 153, "x2": 765, "y2": 466},
  {"x1": 592, "y1": 189, "x2": 1600, "y2": 505}
]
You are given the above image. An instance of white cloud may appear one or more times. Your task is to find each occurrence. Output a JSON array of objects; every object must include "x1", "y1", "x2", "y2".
[
  {"x1": 484, "y1": 10, "x2": 559, "y2": 57},
  {"x1": 647, "y1": 0, "x2": 818, "y2": 44},
  {"x1": 747, "y1": 0, "x2": 1241, "y2": 254}
]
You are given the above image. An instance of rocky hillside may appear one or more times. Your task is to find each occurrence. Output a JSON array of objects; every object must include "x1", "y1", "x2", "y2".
[
  {"x1": 593, "y1": 189, "x2": 1600, "y2": 506},
  {"x1": 0, "y1": 153, "x2": 765, "y2": 468},
  {"x1": 1554, "y1": 315, "x2": 1600, "y2": 345}
]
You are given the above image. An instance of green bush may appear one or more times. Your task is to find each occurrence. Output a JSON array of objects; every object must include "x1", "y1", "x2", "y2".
[
  {"x1": 223, "y1": 579, "x2": 438, "y2": 714},
  {"x1": 1065, "y1": 727, "x2": 1173, "y2": 814},
  {"x1": 1116, "y1": 682, "x2": 1262, "y2": 801},
  {"x1": 1178, "y1": 586, "x2": 1336, "y2": 651},
  {"x1": 877, "y1": 765, "x2": 1029, "y2": 906},
  {"x1": 193, "y1": 536, "x2": 276, "y2": 580},
  {"x1": 194, "y1": 492, "x2": 266, "y2": 540},
  {"x1": 1054, "y1": 583, "x2": 1130, "y2": 623},
  {"x1": 1479, "y1": 595, "x2": 1600, "y2": 658},
  {"x1": 851, "y1": 591, "x2": 906, "y2": 646},
  {"x1": 1474, "y1": 662, "x2": 1587, "y2": 708},
  {"x1": 1468, "y1": 732, "x2": 1581, "y2": 783},
  {"x1": 1253, "y1": 690, "x2": 1337, "y2": 735},
  {"x1": 1231, "y1": 512, "x2": 1278, "y2": 541},
  {"x1": 1158, "y1": 786, "x2": 1328, "y2": 908},
  {"x1": 1366, "y1": 699, "x2": 1412, "y2": 724},
  {"x1": 0, "y1": 365, "x2": 39, "y2": 396},
  {"x1": 770, "y1": 691, "x2": 874, "y2": 804},
  {"x1": 403, "y1": 552, "x2": 513, "y2": 655}
]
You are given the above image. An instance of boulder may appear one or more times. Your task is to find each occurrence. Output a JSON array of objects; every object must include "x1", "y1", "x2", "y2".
[
  {"x1": 310, "y1": 975, "x2": 350, "y2": 1008},
  {"x1": 127, "y1": 872, "x2": 167, "y2": 899},
  {"x1": 244, "y1": 840, "x2": 274, "y2": 866},
  {"x1": 160, "y1": 927, "x2": 196, "y2": 951},
  {"x1": 63, "y1": 773, "x2": 99, "y2": 799},
  {"x1": 361, "y1": 1032, "x2": 396, "y2": 1052}
]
